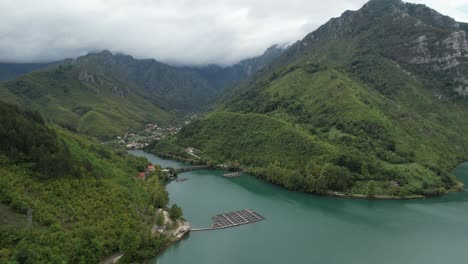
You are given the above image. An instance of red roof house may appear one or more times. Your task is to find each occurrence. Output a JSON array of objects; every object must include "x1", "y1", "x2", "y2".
[
  {"x1": 137, "y1": 172, "x2": 146, "y2": 179},
  {"x1": 147, "y1": 165, "x2": 155, "y2": 171}
]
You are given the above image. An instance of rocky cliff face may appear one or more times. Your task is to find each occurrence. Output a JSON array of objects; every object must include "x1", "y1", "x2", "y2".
[
  {"x1": 284, "y1": 0, "x2": 468, "y2": 99},
  {"x1": 405, "y1": 35, "x2": 467, "y2": 97},
  {"x1": 406, "y1": 32, "x2": 467, "y2": 63},
  {"x1": 407, "y1": 30, "x2": 468, "y2": 96}
]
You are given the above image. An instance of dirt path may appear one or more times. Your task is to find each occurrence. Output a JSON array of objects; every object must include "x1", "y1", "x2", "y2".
[{"x1": 99, "y1": 253, "x2": 124, "y2": 264}]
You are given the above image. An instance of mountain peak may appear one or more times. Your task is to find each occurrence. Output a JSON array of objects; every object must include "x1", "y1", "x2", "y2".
[
  {"x1": 361, "y1": 0, "x2": 459, "y2": 29},
  {"x1": 362, "y1": 0, "x2": 403, "y2": 12},
  {"x1": 100, "y1": 49, "x2": 112, "y2": 55}
]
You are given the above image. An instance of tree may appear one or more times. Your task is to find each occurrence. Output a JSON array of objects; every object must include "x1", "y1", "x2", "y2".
[
  {"x1": 156, "y1": 213, "x2": 165, "y2": 226},
  {"x1": 399, "y1": 186, "x2": 410, "y2": 197},
  {"x1": 147, "y1": 177, "x2": 169, "y2": 208},
  {"x1": 319, "y1": 163, "x2": 351, "y2": 191},
  {"x1": 119, "y1": 229, "x2": 139, "y2": 257},
  {"x1": 305, "y1": 161, "x2": 321, "y2": 178},
  {"x1": 361, "y1": 161, "x2": 370, "y2": 178},
  {"x1": 73, "y1": 228, "x2": 103, "y2": 263},
  {"x1": 304, "y1": 175, "x2": 317, "y2": 193},
  {"x1": 366, "y1": 180, "x2": 376, "y2": 197},
  {"x1": 169, "y1": 204, "x2": 183, "y2": 220}
]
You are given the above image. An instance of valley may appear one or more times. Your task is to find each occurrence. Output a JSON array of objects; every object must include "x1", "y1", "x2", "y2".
[{"x1": 1, "y1": 0, "x2": 467, "y2": 263}]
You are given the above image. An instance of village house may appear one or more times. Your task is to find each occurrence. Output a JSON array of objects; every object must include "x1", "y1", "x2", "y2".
[
  {"x1": 147, "y1": 165, "x2": 155, "y2": 172},
  {"x1": 137, "y1": 172, "x2": 146, "y2": 179}
]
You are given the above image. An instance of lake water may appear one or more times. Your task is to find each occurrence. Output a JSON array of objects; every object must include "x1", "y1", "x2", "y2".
[{"x1": 129, "y1": 151, "x2": 468, "y2": 264}]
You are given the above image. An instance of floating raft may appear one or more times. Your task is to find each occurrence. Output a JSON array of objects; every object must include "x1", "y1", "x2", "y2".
[
  {"x1": 176, "y1": 178, "x2": 188, "y2": 182},
  {"x1": 223, "y1": 172, "x2": 244, "y2": 178},
  {"x1": 191, "y1": 209, "x2": 264, "y2": 231}
]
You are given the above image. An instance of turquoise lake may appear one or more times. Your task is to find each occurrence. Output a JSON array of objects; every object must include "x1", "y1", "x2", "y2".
[{"x1": 129, "y1": 151, "x2": 468, "y2": 264}]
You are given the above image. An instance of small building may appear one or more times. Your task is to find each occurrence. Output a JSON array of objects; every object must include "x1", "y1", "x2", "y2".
[
  {"x1": 147, "y1": 165, "x2": 155, "y2": 171},
  {"x1": 186, "y1": 147, "x2": 194, "y2": 153},
  {"x1": 137, "y1": 172, "x2": 146, "y2": 179},
  {"x1": 390, "y1": 180, "x2": 400, "y2": 187}
]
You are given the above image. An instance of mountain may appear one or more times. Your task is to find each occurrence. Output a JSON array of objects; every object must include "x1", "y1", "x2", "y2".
[
  {"x1": 154, "y1": 0, "x2": 468, "y2": 198},
  {"x1": 0, "y1": 101, "x2": 171, "y2": 263},
  {"x1": 0, "y1": 64, "x2": 174, "y2": 139},
  {"x1": 0, "y1": 46, "x2": 285, "y2": 139},
  {"x1": 69, "y1": 45, "x2": 286, "y2": 111},
  {"x1": 0, "y1": 62, "x2": 54, "y2": 81}
]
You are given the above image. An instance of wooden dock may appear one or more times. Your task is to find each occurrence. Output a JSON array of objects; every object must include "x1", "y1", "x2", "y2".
[
  {"x1": 191, "y1": 209, "x2": 264, "y2": 231},
  {"x1": 223, "y1": 172, "x2": 243, "y2": 178}
]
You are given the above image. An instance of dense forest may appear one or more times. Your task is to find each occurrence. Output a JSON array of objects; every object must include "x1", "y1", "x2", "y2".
[
  {"x1": 150, "y1": 0, "x2": 468, "y2": 198},
  {"x1": 0, "y1": 101, "x2": 176, "y2": 263}
]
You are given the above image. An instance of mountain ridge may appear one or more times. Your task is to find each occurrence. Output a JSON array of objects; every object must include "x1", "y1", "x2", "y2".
[
  {"x1": 154, "y1": 0, "x2": 468, "y2": 197},
  {"x1": 0, "y1": 45, "x2": 286, "y2": 138}
]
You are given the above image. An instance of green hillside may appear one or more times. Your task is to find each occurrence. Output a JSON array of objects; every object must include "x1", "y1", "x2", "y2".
[
  {"x1": 0, "y1": 65, "x2": 173, "y2": 139},
  {"x1": 153, "y1": 0, "x2": 468, "y2": 198},
  {"x1": 0, "y1": 101, "x2": 172, "y2": 263},
  {"x1": 0, "y1": 46, "x2": 285, "y2": 138}
]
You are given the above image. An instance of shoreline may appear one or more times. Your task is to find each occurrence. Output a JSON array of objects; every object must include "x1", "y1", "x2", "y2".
[
  {"x1": 322, "y1": 191, "x2": 425, "y2": 200},
  {"x1": 142, "y1": 230, "x2": 190, "y2": 264},
  {"x1": 148, "y1": 150, "x2": 465, "y2": 201},
  {"x1": 101, "y1": 232, "x2": 190, "y2": 264},
  {"x1": 100, "y1": 207, "x2": 191, "y2": 264}
]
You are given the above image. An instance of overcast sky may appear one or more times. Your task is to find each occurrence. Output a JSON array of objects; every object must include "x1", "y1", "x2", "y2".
[{"x1": 0, "y1": 0, "x2": 467, "y2": 65}]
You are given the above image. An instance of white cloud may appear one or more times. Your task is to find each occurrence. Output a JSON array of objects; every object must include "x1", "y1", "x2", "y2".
[{"x1": 0, "y1": 0, "x2": 466, "y2": 65}]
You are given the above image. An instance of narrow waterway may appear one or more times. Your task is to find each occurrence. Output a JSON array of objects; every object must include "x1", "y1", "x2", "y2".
[{"x1": 129, "y1": 151, "x2": 468, "y2": 264}]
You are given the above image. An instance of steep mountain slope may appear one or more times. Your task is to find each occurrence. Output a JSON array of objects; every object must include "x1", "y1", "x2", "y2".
[
  {"x1": 0, "y1": 64, "x2": 174, "y2": 139},
  {"x1": 156, "y1": 0, "x2": 468, "y2": 197},
  {"x1": 0, "y1": 101, "x2": 171, "y2": 263},
  {"x1": 71, "y1": 46, "x2": 285, "y2": 111}
]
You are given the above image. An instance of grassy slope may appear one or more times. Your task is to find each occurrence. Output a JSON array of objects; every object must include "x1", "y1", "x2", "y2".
[{"x1": 0, "y1": 65, "x2": 173, "y2": 139}]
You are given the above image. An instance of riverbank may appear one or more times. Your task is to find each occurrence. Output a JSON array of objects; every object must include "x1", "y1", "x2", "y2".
[
  {"x1": 99, "y1": 208, "x2": 191, "y2": 264},
  {"x1": 154, "y1": 158, "x2": 468, "y2": 264},
  {"x1": 324, "y1": 181, "x2": 464, "y2": 200},
  {"x1": 146, "y1": 150, "x2": 465, "y2": 200},
  {"x1": 323, "y1": 191, "x2": 424, "y2": 200}
]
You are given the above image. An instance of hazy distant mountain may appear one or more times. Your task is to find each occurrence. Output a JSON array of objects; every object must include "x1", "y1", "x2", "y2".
[
  {"x1": 160, "y1": 0, "x2": 468, "y2": 197},
  {"x1": 0, "y1": 45, "x2": 286, "y2": 138},
  {"x1": 0, "y1": 64, "x2": 174, "y2": 139},
  {"x1": 0, "y1": 62, "x2": 54, "y2": 81},
  {"x1": 69, "y1": 45, "x2": 286, "y2": 111}
]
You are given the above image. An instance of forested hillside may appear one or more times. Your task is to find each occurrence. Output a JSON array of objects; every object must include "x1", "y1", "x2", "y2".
[
  {"x1": 0, "y1": 45, "x2": 285, "y2": 139},
  {"x1": 154, "y1": 0, "x2": 468, "y2": 198},
  {"x1": 0, "y1": 101, "x2": 172, "y2": 263},
  {"x1": 0, "y1": 64, "x2": 174, "y2": 139}
]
